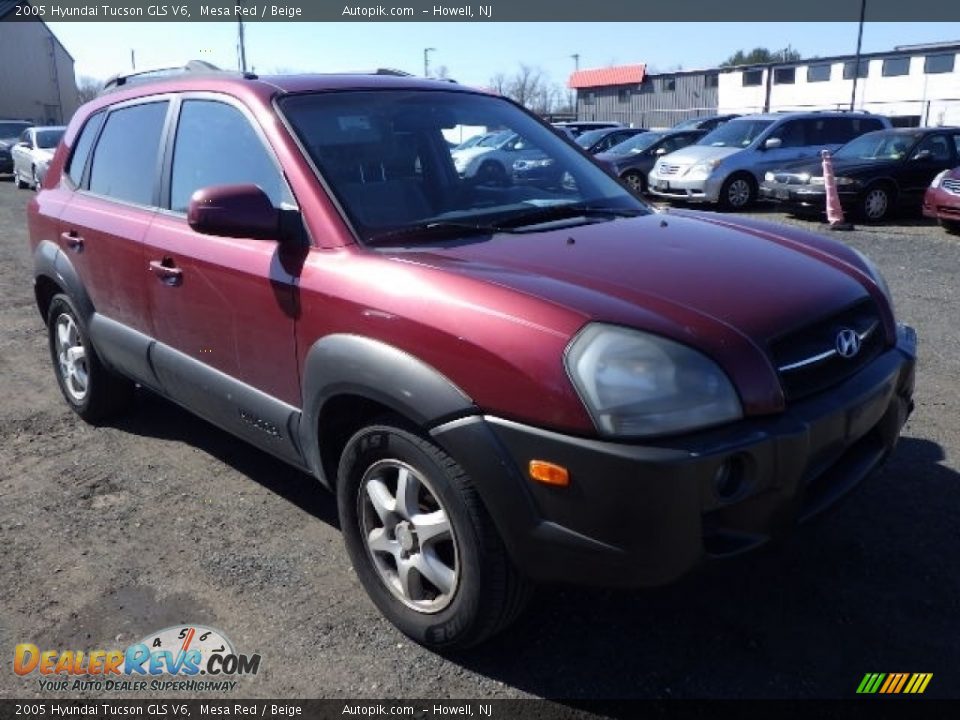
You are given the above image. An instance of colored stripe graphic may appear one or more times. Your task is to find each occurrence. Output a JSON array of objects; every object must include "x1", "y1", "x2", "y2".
[{"x1": 858, "y1": 673, "x2": 933, "y2": 694}]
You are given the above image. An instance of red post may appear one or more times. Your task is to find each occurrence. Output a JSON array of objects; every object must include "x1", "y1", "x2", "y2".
[{"x1": 821, "y1": 149, "x2": 853, "y2": 230}]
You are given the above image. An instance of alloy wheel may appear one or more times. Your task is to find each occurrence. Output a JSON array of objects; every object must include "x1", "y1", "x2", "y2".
[
  {"x1": 358, "y1": 459, "x2": 459, "y2": 613},
  {"x1": 54, "y1": 313, "x2": 89, "y2": 402}
]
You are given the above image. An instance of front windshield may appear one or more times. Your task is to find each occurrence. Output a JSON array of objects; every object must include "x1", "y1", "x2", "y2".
[
  {"x1": 0, "y1": 122, "x2": 31, "y2": 139},
  {"x1": 698, "y1": 119, "x2": 773, "y2": 148},
  {"x1": 35, "y1": 129, "x2": 64, "y2": 149},
  {"x1": 280, "y1": 90, "x2": 648, "y2": 244},
  {"x1": 834, "y1": 131, "x2": 922, "y2": 161},
  {"x1": 672, "y1": 118, "x2": 700, "y2": 130},
  {"x1": 575, "y1": 129, "x2": 610, "y2": 148},
  {"x1": 608, "y1": 132, "x2": 665, "y2": 155}
]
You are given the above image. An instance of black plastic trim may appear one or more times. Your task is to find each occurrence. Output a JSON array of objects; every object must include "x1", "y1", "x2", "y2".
[{"x1": 299, "y1": 334, "x2": 476, "y2": 484}]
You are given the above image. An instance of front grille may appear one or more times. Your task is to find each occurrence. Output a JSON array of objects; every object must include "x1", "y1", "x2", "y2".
[
  {"x1": 659, "y1": 164, "x2": 682, "y2": 176},
  {"x1": 941, "y1": 178, "x2": 960, "y2": 195},
  {"x1": 770, "y1": 299, "x2": 887, "y2": 402}
]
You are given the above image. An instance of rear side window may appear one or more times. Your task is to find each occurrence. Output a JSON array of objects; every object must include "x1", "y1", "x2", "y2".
[
  {"x1": 771, "y1": 119, "x2": 806, "y2": 148},
  {"x1": 65, "y1": 112, "x2": 105, "y2": 186},
  {"x1": 89, "y1": 102, "x2": 168, "y2": 205},
  {"x1": 170, "y1": 100, "x2": 288, "y2": 213}
]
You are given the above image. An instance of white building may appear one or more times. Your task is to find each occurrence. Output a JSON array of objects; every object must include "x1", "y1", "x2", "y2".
[{"x1": 718, "y1": 42, "x2": 960, "y2": 127}]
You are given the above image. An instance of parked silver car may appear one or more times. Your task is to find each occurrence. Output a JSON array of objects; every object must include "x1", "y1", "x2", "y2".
[
  {"x1": 12, "y1": 125, "x2": 65, "y2": 189},
  {"x1": 647, "y1": 112, "x2": 890, "y2": 209}
]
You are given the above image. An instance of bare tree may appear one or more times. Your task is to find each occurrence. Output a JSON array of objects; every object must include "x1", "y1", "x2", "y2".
[
  {"x1": 488, "y1": 72, "x2": 508, "y2": 95},
  {"x1": 76, "y1": 76, "x2": 102, "y2": 105},
  {"x1": 489, "y1": 65, "x2": 564, "y2": 115}
]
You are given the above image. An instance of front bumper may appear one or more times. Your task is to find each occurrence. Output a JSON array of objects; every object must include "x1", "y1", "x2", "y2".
[
  {"x1": 646, "y1": 170, "x2": 723, "y2": 203},
  {"x1": 922, "y1": 186, "x2": 960, "y2": 222},
  {"x1": 759, "y1": 181, "x2": 861, "y2": 212},
  {"x1": 432, "y1": 326, "x2": 916, "y2": 587}
]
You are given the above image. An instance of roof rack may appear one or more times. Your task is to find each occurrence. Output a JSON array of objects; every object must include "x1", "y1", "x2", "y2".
[{"x1": 101, "y1": 61, "x2": 257, "y2": 94}]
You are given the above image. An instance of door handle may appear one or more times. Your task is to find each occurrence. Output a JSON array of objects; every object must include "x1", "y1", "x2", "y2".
[
  {"x1": 149, "y1": 259, "x2": 183, "y2": 287},
  {"x1": 60, "y1": 231, "x2": 84, "y2": 252}
]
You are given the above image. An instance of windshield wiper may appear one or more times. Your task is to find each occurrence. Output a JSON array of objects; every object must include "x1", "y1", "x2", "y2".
[
  {"x1": 366, "y1": 220, "x2": 503, "y2": 245},
  {"x1": 493, "y1": 203, "x2": 646, "y2": 230}
]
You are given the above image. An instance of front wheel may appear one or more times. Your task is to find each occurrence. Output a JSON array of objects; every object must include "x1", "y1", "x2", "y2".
[
  {"x1": 337, "y1": 421, "x2": 531, "y2": 649},
  {"x1": 47, "y1": 294, "x2": 134, "y2": 422},
  {"x1": 860, "y1": 184, "x2": 893, "y2": 222},
  {"x1": 621, "y1": 170, "x2": 646, "y2": 194},
  {"x1": 939, "y1": 218, "x2": 960, "y2": 235},
  {"x1": 718, "y1": 173, "x2": 756, "y2": 211}
]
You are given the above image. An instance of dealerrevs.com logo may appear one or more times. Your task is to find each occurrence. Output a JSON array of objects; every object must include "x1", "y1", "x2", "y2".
[{"x1": 14, "y1": 625, "x2": 261, "y2": 692}]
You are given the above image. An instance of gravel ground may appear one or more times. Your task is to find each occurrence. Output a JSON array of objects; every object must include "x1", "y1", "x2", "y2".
[{"x1": 1, "y1": 178, "x2": 958, "y2": 701}]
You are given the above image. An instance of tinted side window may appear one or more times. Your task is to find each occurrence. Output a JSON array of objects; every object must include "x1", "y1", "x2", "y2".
[
  {"x1": 820, "y1": 117, "x2": 854, "y2": 144},
  {"x1": 771, "y1": 120, "x2": 806, "y2": 148},
  {"x1": 66, "y1": 112, "x2": 105, "y2": 186},
  {"x1": 89, "y1": 102, "x2": 168, "y2": 205},
  {"x1": 170, "y1": 100, "x2": 288, "y2": 213}
]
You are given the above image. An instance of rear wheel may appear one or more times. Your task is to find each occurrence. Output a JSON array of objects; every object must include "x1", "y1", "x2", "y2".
[
  {"x1": 939, "y1": 218, "x2": 960, "y2": 235},
  {"x1": 47, "y1": 294, "x2": 134, "y2": 422},
  {"x1": 718, "y1": 173, "x2": 756, "y2": 211},
  {"x1": 476, "y1": 160, "x2": 509, "y2": 187},
  {"x1": 337, "y1": 421, "x2": 531, "y2": 649},
  {"x1": 621, "y1": 170, "x2": 646, "y2": 194}
]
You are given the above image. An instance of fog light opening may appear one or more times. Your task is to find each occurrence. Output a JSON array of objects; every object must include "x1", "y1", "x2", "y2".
[{"x1": 713, "y1": 456, "x2": 746, "y2": 501}]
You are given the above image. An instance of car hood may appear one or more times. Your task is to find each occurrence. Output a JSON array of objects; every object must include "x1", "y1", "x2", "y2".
[
  {"x1": 595, "y1": 151, "x2": 648, "y2": 171},
  {"x1": 451, "y1": 146, "x2": 494, "y2": 163},
  {"x1": 774, "y1": 157, "x2": 898, "y2": 178},
  {"x1": 658, "y1": 145, "x2": 742, "y2": 166},
  {"x1": 390, "y1": 211, "x2": 879, "y2": 413}
]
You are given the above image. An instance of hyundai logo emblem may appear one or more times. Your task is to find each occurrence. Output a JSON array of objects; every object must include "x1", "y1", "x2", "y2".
[{"x1": 835, "y1": 327, "x2": 861, "y2": 359}]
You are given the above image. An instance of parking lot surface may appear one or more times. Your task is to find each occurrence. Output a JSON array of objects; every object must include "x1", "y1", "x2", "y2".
[{"x1": 1, "y1": 178, "x2": 958, "y2": 700}]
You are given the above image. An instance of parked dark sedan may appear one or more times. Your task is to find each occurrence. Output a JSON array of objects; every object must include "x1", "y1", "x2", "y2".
[
  {"x1": 594, "y1": 129, "x2": 707, "y2": 193},
  {"x1": 760, "y1": 127, "x2": 960, "y2": 221},
  {"x1": 575, "y1": 126, "x2": 647, "y2": 154},
  {"x1": 672, "y1": 114, "x2": 740, "y2": 132}
]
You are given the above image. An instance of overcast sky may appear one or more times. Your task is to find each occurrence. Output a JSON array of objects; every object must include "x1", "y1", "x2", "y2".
[{"x1": 48, "y1": 21, "x2": 960, "y2": 89}]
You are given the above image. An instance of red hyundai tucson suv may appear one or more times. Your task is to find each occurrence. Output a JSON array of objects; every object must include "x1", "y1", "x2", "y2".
[{"x1": 27, "y1": 64, "x2": 917, "y2": 649}]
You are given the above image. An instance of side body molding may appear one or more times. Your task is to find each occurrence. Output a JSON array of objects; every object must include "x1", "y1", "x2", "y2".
[{"x1": 299, "y1": 334, "x2": 478, "y2": 485}]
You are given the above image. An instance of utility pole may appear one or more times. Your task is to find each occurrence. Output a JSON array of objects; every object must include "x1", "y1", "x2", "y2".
[
  {"x1": 570, "y1": 53, "x2": 580, "y2": 118},
  {"x1": 238, "y1": 19, "x2": 248, "y2": 72},
  {"x1": 424, "y1": 47, "x2": 436, "y2": 78},
  {"x1": 850, "y1": 0, "x2": 866, "y2": 111}
]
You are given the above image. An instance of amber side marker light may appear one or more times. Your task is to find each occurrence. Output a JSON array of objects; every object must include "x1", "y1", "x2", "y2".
[{"x1": 529, "y1": 460, "x2": 570, "y2": 487}]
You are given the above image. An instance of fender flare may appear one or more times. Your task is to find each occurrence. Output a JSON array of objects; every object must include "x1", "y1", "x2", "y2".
[
  {"x1": 33, "y1": 240, "x2": 95, "y2": 323},
  {"x1": 298, "y1": 334, "x2": 477, "y2": 483}
]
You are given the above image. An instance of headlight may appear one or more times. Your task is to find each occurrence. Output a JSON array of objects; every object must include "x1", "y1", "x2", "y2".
[
  {"x1": 930, "y1": 169, "x2": 949, "y2": 188},
  {"x1": 565, "y1": 324, "x2": 742, "y2": 438},
  {"x1": 851, "y1": 248, "x2": 894, "y2": 313},
  {"x1": 514, "y1": 158, "x2": 554, "y2": 170},
  {"x1": 687, "y1": 159, "x2": 721, "y2": 177},
  {"x1": 764, "y1": 171, "x2": 775, "y2": 182},
  {"x1": 810, "y1": 175, "x2": 857, "y2": 186}
]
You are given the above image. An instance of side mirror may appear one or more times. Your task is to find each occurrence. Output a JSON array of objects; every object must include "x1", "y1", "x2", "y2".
[
  {"x1": 187, "y1": 184, "x2": 279, "y2": 240},
  {"x1": 763, "y1": 137, "x2": 783, "y2": 150}
]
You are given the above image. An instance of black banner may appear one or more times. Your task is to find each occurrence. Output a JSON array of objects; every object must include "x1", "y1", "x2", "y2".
[
  {"x1": 1, "y1": 699, "x2": 959, "y2": 720},
  {"x1": 3, "y1": 0, "x2": 960, "y2": 22}
]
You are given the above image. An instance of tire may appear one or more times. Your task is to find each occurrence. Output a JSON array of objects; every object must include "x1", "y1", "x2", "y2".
[
  {"x1": 15, "y1": 170, "x2": 28, "y2": 189},
  {"x1": 47, "y1": 294, "x2": 134, "y2": 423},
  {"x1": 621, "y1": 170, "x2": 646, "y2": 195},
  {"x1": 337, "y1": 421, "x2": 531, "y2": 649},
  {"x1": 860, "y1": 183, "x2": 893, "y2": 222},
  {"x1": 718, "y1": 173, "x2": 756, "y2": 211},
  {"x1": 476, "y1": 160, "x2": 509, "y2": 187},
  {"x1": 940, "y1": 218, "x2": 960, "y2": 235}
]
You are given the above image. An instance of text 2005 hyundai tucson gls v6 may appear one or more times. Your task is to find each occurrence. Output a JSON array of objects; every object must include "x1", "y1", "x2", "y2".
[{"x1": 28, "y1": 66, "x2": 916, "y2": 649}]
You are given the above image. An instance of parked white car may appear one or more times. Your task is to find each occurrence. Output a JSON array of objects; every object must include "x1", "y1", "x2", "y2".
[{"x1": 12, "y1": 126, "x2": 65, "y2": 190}]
